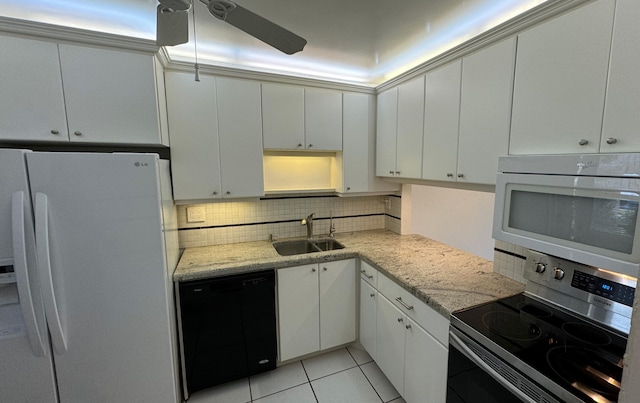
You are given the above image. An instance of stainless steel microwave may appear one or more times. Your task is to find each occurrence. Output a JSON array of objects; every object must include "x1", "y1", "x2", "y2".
[{"x1": 493, "y1": 154, "x2": 640, "y2": 278}]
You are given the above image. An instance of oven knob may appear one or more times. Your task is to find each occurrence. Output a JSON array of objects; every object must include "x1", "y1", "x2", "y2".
[
  {"x1": 553, "y1": 268, "x2": 565, "y2": 280},
  {"x1": 534, "y1": 262, "x2": 546, "y2": 273}
]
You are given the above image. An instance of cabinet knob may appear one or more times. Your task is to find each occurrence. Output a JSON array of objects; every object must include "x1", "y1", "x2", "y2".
[
  {"x1": 578, "y1": 139, "x2": 589, "y2": 146},
  {"x1": 226, "y1": 191, "x2": 231, "y2": 195},
  {"x1": 73, "y1": 131, "x2": 82, "y2": 136},
  {"x1": 397, "y1": 317, "x2": 403, "y2": 323},
  {"x1": 405, "y1": 324, "x2": 411, "y2": 330},
  {"x1": 389, "y1": 170, "x2": 394, "y2": 175},
  {"x1": 50, "y1": 129, "x2": 60, "y2": 135},
  {"x1": 308, "y1": 144, "x2": 313, "y2": 148},
  {"x1": 312, "y1": 268, "x2": 316, "y2": 272},
  {"x1": 212, "y1": 191, "x2": 218, "y2": 195},
  {"x1": 446, "y1": 173, "x2": 453, "y2": 178},
  {"x1": 323, "y1": 267, "x2": 327, "y2": 271},
  {"x1": 346, "y1": 187, "x2": 351, "y2": 191},
  {"x1": 457, "y1": 173, "x2": 464, "y2": 178},
  {"x1": 297, "y1": 143, "x2": 303, "y2": 147},
  {"x1": 395, "y1": 171, "x2": 400, "y2": 175},
  {"x1": 606, "y1": 137, "x2": 618, "y2": 145},
  {"x1": 370, "y1": 293, "x2": 375, "y2": 298}
]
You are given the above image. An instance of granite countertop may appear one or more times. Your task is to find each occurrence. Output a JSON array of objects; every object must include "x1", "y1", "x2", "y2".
[{"x1": 174, "y1": 229, "x2": 525, "y2": 317}]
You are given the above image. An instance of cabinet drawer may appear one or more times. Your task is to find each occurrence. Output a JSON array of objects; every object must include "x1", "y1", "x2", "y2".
[
  {"x1": 360, "y1": 261, "x2": 378, "y2": 287},
  {"x1": 377, "y1": 274, "x2": 449, "y2": 346}
]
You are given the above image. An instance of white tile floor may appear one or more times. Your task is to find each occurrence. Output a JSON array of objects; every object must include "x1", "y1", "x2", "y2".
[{"x1": 187, "y1": 344, "x2": 406, "y2": 403}]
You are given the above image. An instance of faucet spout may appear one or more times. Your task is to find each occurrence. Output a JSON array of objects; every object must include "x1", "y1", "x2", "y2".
[{"x1": 301, "y1": 213, "x2": 315, "y2": 239}]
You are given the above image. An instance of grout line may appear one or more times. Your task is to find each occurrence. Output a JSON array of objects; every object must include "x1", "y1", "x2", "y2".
[{"x1": 300, "y1": 360, "x2": 320, "y2": 403}]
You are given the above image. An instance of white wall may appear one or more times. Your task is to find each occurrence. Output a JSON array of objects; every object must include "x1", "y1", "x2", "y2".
[{"x1": 406, "y1": 184, "x2": 496, "y2": 260}]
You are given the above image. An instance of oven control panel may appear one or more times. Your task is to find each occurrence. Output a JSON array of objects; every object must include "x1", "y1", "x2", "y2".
[
  {"x1": 524, "y1": 249, "x2": 636, "y2": 328},
  {"x1": 571, "y1": 270, "x2": 635, "y2": 307}
]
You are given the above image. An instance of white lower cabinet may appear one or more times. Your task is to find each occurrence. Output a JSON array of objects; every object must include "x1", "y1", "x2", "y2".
[
  {"x1": 360, "y1": 265, "x2": 449, "y2": 403},
  {"x1": 278, "y1": 259, "x2": 356, "y2": 362}
]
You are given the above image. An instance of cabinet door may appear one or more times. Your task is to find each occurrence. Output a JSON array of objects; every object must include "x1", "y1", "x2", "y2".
[
  {"x1": 262, "y1": 83, "x2": 304, "y2": 149},
  {"x1": 601, "y1": 0, "x2": 640, "y2": 152},
  {"x1": 376, "y1": 294, "x2": 406, "y2": 395},
  {"x1": 509, "y1": 0, "x2": 615, "y2": 154},
  {"x1": 305, "y1": 88, "x2": 343, "y2": 150},
  {"x1": 403, "y1": 318, "x2": 448, "y2": 403},
  {"x1": 396, "y1": 76, "x2": 425, "y2": 179},
  {"x1": 165, "y1": 72, "x2": 222, "y2": 201},
  {"x1": 216, "y1": 77, "x2": 265, "y2": 198},
  {"x1": 457, "y1": 38, "x2": 516, "y2": 185},
  {"x1": 359, "y1": 279, "x2": 377, "y2": 360},
  {"x1": 341, "y1": 93, "x2": 371, "y2": 193},
  {"x1": 59, "y1": 44, "x2": 164, "y2": 145},
  {"x1": 278, "y1": 264, "x2": 320, "y2": 362},
  {"x1": 319, "y1": 259, "x2": 356, "y2": 350},
  {"x1": 376, "y1": 88, "x2": 398, "y2": 177},
  {"x1": 422, "y1": 61, "x2": 461, "y2": 182},
  {"x1": 0, "y1": 36, "x2": 68, "y2": 142}
]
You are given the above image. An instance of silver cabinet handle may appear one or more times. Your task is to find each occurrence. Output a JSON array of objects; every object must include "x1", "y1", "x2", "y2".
[
  {"x1": 73, "y1": 131, "x2": 82, "y2": 136},
  {"x1": 397, "y1": 317, "x2": 403, "y2": 323},
  {"x1": 579, "y1": 139, "x2": 589, "y2": 146},
  {"x1": 395, "y1": 297, "x2": 414, "y2": 310},
  {"x1": 606, "y1": 137, "x2": 618, "y2": 145},
  {"x1": 360, "y1": 270, "x2": 374, "y2": 279}
]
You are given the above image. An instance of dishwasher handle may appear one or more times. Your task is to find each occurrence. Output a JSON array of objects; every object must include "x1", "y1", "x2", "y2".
[{"x1": 449, "y1": 331, "x2": 537, "y2": 403}]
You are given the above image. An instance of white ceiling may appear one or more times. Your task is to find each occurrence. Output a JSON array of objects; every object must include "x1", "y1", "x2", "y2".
[{"x1": 0, "y1": 0, "x2": 548, "y2": 86}]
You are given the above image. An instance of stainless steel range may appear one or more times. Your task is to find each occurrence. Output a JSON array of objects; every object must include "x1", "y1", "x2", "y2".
[{"x1": 447, "y1": 250, "x2": 636, "y2": 403}]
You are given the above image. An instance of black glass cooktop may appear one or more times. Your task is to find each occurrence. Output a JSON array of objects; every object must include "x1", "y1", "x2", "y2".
[{"x1": 453, "y1": 293, "x2": 627, "y2": 403}]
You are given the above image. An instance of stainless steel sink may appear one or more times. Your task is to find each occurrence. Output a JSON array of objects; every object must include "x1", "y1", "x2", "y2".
[{"x1": 272, "y1": 239, "x2": 344, "y2": 256}]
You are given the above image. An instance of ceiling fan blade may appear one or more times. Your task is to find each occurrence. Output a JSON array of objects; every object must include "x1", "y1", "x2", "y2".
[
  {"x1": 156, "y1": 5, "x2": 190, "y2": 46},
  {"x1": 204, "y1": 0, "x2": 306, "y2": 55}
]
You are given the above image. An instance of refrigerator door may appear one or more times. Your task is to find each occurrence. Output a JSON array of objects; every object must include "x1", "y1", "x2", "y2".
[
  {"x1": 0, "y1": 149, "x2": 58, "y2": 402},
  {"x1": 26, "y1": 152, "x2": 178, "y2": 403}
]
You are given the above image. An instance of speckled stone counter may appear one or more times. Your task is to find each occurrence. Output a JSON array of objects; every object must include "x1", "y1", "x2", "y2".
[{"x1": 174, "y1": 229, "x2": 525, "y2": 317}]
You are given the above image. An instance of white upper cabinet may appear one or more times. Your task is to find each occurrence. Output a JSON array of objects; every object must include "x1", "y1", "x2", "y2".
[
  {"x1": 305, "y1": 88, "x2": 343, "y2": 150},
  {"x1": 456, "y1": 37, "x2": 516, "y2": 184},
  {"x1": 262, "y1": 83, "x2": 305, "y2": 149},
  {"x1": 59, "y1": 44, "x2": 167, "y2": 145},
  {"x1": 601, "y1": 0, "x2": 640, "y2": 152},
  {"x1": 165, "y1": 72, "x2": 221, "y2": 201},
  {"x1": 422, "y1": 61, "x2": 461, "y2": 182},
  {"x1": 340, "y1": 93, "x2": 400, "y2": 194},
  {"x1": 509, "y1": 0, "x2": 616, "y2": 154},
  {"x1": 376, "y1": 77, "x2": 424, "y2": 179},
  {"x1": 375, "y1": 88, "x2": 399, "y2": 177},
  {"x1": 0, "y1": 36, "x2": 167, "y2": 146},
  {"x1": 165, "y1": 73, "x2": 264, "y2": 201},
  {"x1": 216, "y1": 77, "x2": 265, "y2": 198},
  {"x1": 262, "y1": 84, "x2": 342, "y2": 151},
  {"x1": 0, "y1": 36, "x2": 68, "y2": 142}
]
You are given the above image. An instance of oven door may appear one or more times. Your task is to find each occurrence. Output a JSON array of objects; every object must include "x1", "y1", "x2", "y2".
[
  {"x1": 447, "y1": 327, "x2": 560, "y2": 403},
  {"x1": 493, "y1": 172, "x2": 640, "y2": 278}
]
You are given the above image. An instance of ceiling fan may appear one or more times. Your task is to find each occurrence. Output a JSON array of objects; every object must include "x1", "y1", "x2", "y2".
[{"x1": 156, "y1": 0, "x2": 307, "y2": 55}]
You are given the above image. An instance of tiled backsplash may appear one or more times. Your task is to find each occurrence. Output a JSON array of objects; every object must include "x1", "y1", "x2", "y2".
[
  {"x1": 177, "y1": 195, "x2": 401, "y2": 248},
  {"x1": 493, "y1": 240, "x2": 527, "y2": 284}
]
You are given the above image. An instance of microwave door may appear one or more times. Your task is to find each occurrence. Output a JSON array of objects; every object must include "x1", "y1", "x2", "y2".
[{"x1": 493, "y1": 173, "x2": 640, "y2": 278}]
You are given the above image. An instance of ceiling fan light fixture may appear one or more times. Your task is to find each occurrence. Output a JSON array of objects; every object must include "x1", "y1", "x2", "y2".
[
  {"x1": 206, "y1": 0, "x2": 236, "y2": 21},
  {"x1": 158, "y1": 0, "x2": 192, "y2": 12}
]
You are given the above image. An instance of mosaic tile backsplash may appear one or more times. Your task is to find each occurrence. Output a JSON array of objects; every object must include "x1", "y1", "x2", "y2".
[
  {"x1": 493, "y1": 240, "x2": 527, "y2": 284},
  {"x1": 177, "y1": 195, "x2": 401, "y2": 248}
]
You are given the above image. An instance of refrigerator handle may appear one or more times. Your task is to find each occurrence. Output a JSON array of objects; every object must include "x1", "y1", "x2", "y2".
[
  {"x1": 35, "y1": 192, "x2": 68, "y2": 354},
  {"x1": 11, "y1": 191, "x2": 47, "y2": 357}
]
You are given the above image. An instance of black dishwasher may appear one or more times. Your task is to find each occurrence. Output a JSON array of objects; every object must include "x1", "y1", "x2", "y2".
[{"x1": 178, "y1": 270, "x2": 277, "y2": 399}]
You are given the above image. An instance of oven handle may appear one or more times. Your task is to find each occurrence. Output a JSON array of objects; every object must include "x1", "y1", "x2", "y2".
[{"x1": 450, "y1": 331, "x2": 537, "y2": 403}]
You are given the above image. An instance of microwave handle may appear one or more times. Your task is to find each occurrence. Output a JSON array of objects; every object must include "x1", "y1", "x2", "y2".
[{"x1": 449, "y1": 331, "x2": 537, "y2": 403}]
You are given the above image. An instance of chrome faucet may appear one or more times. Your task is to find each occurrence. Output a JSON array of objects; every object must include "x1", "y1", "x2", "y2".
[
  {"x1": 301, "y1": 213, "x2": 315, "y2": 239},
  {"x1": 329, "y1": 211, "x2": 335, "y2": 237}
]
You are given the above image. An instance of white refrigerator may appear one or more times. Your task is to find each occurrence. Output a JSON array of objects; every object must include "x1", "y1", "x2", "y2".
[{"x1": 0, "y1": 150, "x2": 180, "y2": 402}]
